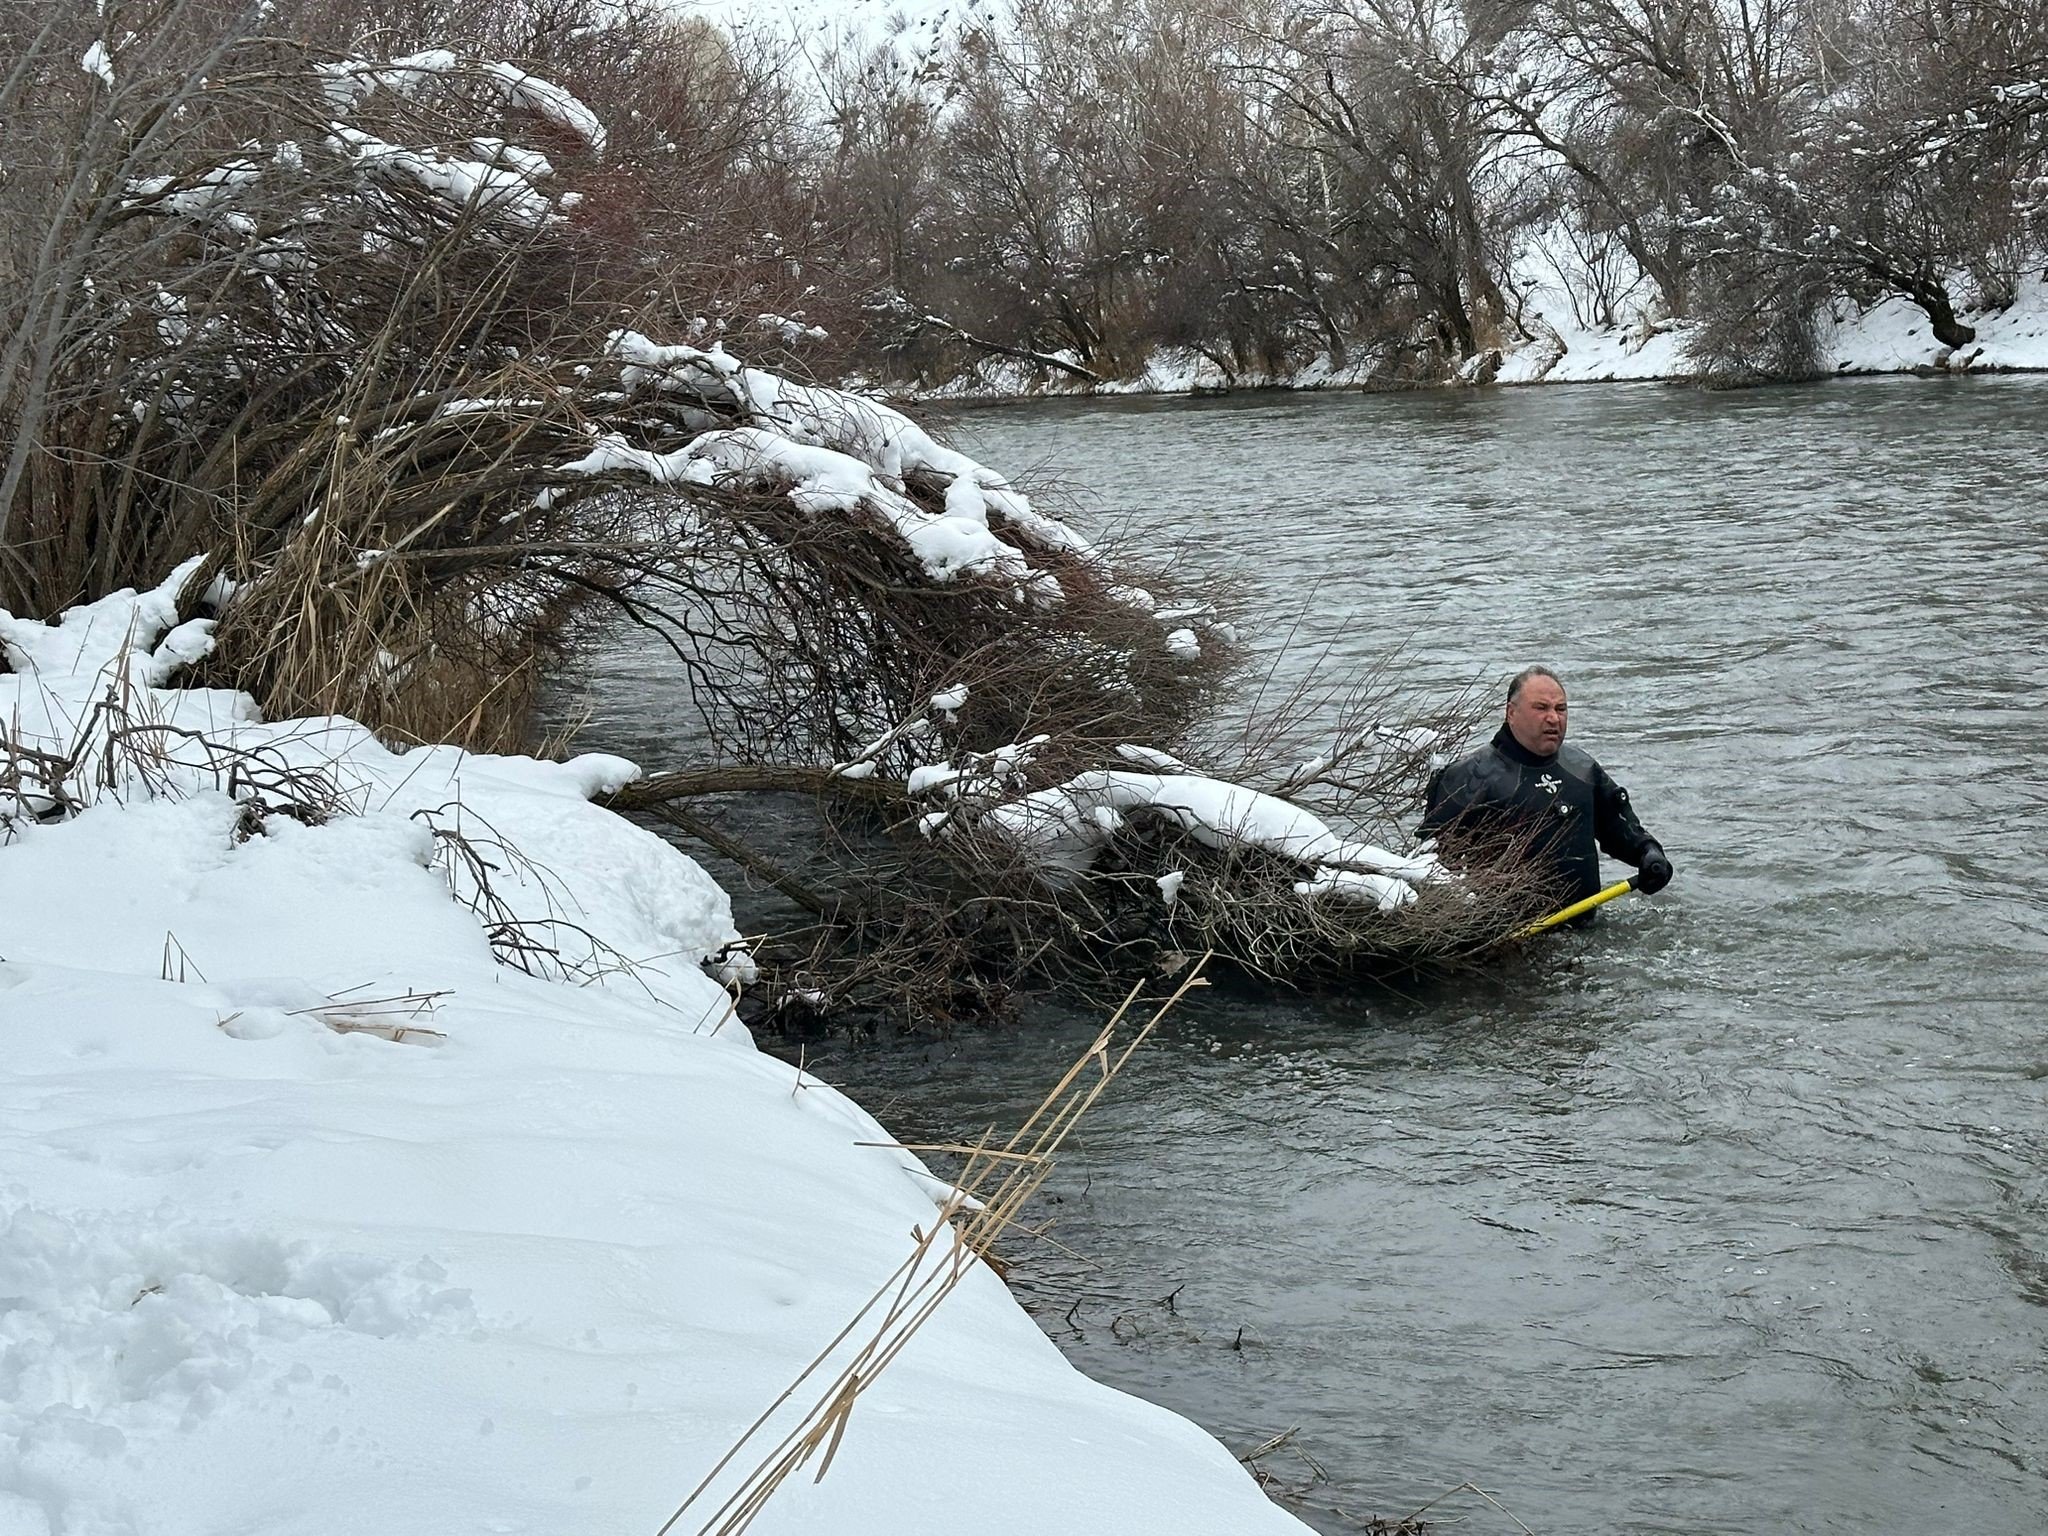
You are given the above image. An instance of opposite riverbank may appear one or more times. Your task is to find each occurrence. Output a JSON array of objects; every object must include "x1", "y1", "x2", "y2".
[{"x1": 895, "y1": 275, "x2": 2048, "y2": 402}]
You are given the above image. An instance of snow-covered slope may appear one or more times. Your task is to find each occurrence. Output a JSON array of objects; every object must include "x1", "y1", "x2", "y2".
[
  {"x1": 1497, "y1": 273, "x2": 2048, "y2": 385},
  {"x1": 0, "y1": 570, "x2": 1308, "y2": 1536}
]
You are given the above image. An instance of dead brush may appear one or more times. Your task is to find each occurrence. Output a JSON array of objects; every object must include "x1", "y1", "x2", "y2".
[
  {"x1": 1, "y1": 647, "x2": 355, "y2": 829},
  {"x1": 654, "y1": 961, "x2": 1210, "y2": 1536},
  {"x1": 407, "y1": 796, "x2": 660, "y2": 990},
  {"x1": 206, "y1": 518, "x2": 562, "y2": 754},
  {"x1": 599, "y1": 479, "x2": 1232, "y2": 775},
  {"x1": 1237, "y1": 1424, "x2": 1330, "y2": 1507},
  {"x1": 0, "y1": 0, "x2": 959, "y2": 763},
  {"x1": 1194, "y1": 642, "x2": 1493, "y2": 829},
  {"x1": 4, "y1": 3, "x2": 789, "y2": 740},
  {"x1": 1103, "y1": 830, "x2": 1557, "y2": 977},
  {"x1": 0, "y1": 731, "x2": 79, "y2": 834},
  {"x1": 187, "y1": 379, "x2": 594, "y2": 753},
  {"x1": 890, "y1": 820, "x2": 1554, "y2": 992},
  {"x1": 599, "y1": 677, "x2": 1549, "y2": 1029}
]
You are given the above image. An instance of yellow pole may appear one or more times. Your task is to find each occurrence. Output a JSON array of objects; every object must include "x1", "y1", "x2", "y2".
[{"x1": 1512, "y1": 875, "x2": 1639, "y2": 940}]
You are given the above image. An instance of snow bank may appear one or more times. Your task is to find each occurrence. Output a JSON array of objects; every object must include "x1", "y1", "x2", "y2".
[
  {"x1": 1491, "y1": 276, "x2": 2048, "y2": 385},
  {"x1": 0, "y1": 575, "x2": 1309, "y2": 1536},
  {"x1": 926, "y1": 275, "x2": 2048, "y2": 399},
  {"x1": 1489, "y1": 273, "x2": 2048, "y2": 386},
  {"x1": 893, "y1": 278, "x2": 2048, "y2": 401},
  {"x1": 1494, "y1": 316, "x2": 1693, "y2": 385},
  {"x1": 1818, "y1": 273, "x2": 2048, "y2": 375}
]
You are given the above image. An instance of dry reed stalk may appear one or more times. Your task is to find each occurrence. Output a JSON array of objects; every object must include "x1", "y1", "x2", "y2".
[
  {"x1": 312, "y1": 1016, "x2": 448, "y2": 1046},
  {"x1": 285, "y1": 985, "x2": 451, "y2": 1045},
  {"x1": 652, "y1": 959, "x2": 1213, "y2": 1536},
  {"x1": 1399, "y1": 1479, "x2": 1538, "y2": 1535}
]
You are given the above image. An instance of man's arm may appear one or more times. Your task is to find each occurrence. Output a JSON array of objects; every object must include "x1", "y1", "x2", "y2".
[
  {"x1": 1593, "y1": 764, "x2": 1672, "y2": 891},
  {"x1": 1418, "y1": 762, "x2": 1463, "y2": 841}
]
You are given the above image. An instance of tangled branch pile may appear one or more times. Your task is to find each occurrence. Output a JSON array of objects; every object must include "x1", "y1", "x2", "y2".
[
  {"x1": 3, "y1": 0, "x2": 850, "y2": 735},
  {"x1": 3, "y1": 0, "x2": 1539, "y2": 1027}
]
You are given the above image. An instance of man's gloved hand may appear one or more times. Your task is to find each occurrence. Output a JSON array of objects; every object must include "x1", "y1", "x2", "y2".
[{"x1": 1636, "y1": 846, "x2": 1673, "y2": 895}]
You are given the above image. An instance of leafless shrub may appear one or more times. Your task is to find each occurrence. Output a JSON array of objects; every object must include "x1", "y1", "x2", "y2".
[
  {"x1": 593, "y1": 661, "x2": 1549, "y2": 1029},
  {"x1": 408, "y1": 796, "x2": 657, "y2": 985},
  {"x1": 1683, "y1": 254, "x2": 1832, "y2": 386},
  {"x1": 0, "y1": 0, "x2": 865, "y2": 751}
]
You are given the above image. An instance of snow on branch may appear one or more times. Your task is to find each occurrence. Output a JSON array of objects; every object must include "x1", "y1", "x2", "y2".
[
  {"x1": 125, "y1": 160, "x2": 264, "y2": 216},
  {"x1": 556, "y1": 427, "x2": 1058, "y2": 591},
  {"x1": 756, "y1": 313, "x2": 829, "y2": 344},
  {"x1": 929, "y1": 764, "x2": 1445, "y2": 911},
  {"x1": 316, "y1": 51, "x2": 606, "y2": 156},
  {"x1": 315, "y1": 50, "x2": 460, "y2": 113},
  {"x1": 604, "y1": 331, "x2": 1095, "y2": 562},
  {"x1": 327, "y1": 125, "x2": 557, "y2": 228},
  {"x1": 485, "y1": 63, "x2": 607, "y2": 154},
  {"x1": 81, "y1": 40, "x2": 114, "y2": 87}
]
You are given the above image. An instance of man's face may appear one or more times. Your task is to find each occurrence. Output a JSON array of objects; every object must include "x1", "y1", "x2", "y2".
[{"x1": 1506, "y1": 675, "x2": 1568, "y2": 756}]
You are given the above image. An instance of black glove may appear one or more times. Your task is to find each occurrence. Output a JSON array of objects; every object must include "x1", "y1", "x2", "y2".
[{"x1": 1636, "y1": 845, "x2": 1673, "y2": 895}]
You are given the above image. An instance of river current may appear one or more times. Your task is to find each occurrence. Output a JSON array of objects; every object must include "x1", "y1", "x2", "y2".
[{"x1": 558, "y1": 377, "x2": 2048, "y2": 1534}]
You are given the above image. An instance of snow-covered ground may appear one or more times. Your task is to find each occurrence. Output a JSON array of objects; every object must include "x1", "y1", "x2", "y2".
[
  {"x1": 909, "y1": 274, "x2": 2048, "y2": 401},
  {"x1": 1498, "y1": 272, "x2": 2048, "y2": 385},
  {"x1": 0, "y1": 571, "x2": 1309, "y2": 1535}
]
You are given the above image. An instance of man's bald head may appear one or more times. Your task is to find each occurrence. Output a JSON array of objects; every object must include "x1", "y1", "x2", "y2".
[
  {"x1": 1507, "y1": 665, "x2": 1562, "y2": 704},
  {"x1": 1505, "y1": 666, "x2": 1567, "y2": 756}
]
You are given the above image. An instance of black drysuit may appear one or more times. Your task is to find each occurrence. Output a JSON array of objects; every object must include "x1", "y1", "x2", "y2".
[{"x1": 1419, "y1": 725, "x2": 1662, "y2": 905}]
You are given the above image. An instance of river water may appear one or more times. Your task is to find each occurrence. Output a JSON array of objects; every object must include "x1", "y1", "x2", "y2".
[{"x1": 559, "y1": 378, "x2": 2048, "y2": 1534}]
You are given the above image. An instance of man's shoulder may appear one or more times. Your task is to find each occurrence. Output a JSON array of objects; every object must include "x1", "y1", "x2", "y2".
[
  {"x1": 1437, "y1": 741, "x2": 1492, "y2": 774},
  {"x1": 1554, "y1": 743, "x2": 1609, "y2": 782},
  {"x1": 1434, "y1": 741, "x2": 1514, "y2": 792}
]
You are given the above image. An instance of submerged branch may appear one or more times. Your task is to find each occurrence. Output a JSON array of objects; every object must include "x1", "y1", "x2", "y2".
[
  {"x1": 600, "y1": 765, "x2": 901, "y2": 811},
  {"x1": 635, "y1": 801, "x2": 845, "y2": 921}
]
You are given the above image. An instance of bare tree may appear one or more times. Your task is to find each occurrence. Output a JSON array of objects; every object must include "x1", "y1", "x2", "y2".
[{"x1": 1243, "y1": 0, "x2": 1537, "y2": 369}]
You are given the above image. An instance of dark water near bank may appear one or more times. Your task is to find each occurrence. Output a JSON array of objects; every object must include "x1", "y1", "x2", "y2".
[{"x1": 559, "y1": 378, "x2": 2048, "y2": 1534}]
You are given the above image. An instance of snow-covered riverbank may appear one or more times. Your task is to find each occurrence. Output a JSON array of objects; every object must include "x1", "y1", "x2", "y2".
[
  {"x1": 899, "y1": 273, "x2": 2048, "y2": 401},
  {"x1": 0, "y1": 571, "x2": 1308, "y2": 1535},
  {"x1": 1499, "y1": 272, "x2": 2048, "y2": 386}
]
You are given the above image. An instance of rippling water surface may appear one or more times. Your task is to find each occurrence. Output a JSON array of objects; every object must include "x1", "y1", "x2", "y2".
[{"x1": 561, "y1": 378, "x2": 2048, "y2": 1534}]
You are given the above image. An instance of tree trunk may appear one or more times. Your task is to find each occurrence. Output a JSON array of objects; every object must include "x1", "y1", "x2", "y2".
[
  {"x1": 1854, "y1": 246, "x2": 1976, "y2": 348},
  {"x1": 1906, "y1": 276, "x2": 1976, "y2": 350}
]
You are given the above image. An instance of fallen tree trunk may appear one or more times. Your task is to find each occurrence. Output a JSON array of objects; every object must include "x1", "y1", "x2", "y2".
[{"x1": 915, "y1": 312, "x2": 1106, "y2": 384}]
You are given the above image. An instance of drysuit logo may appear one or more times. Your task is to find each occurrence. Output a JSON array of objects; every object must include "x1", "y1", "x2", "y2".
[{"x1": 1537, "y1": 773, "x2": 1562, "y2": 795}]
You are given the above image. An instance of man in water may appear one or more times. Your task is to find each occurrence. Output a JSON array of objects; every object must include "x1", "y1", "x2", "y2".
[{"x1": 1420, "y1": 666, "x2": 1672, "y2": 907}]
